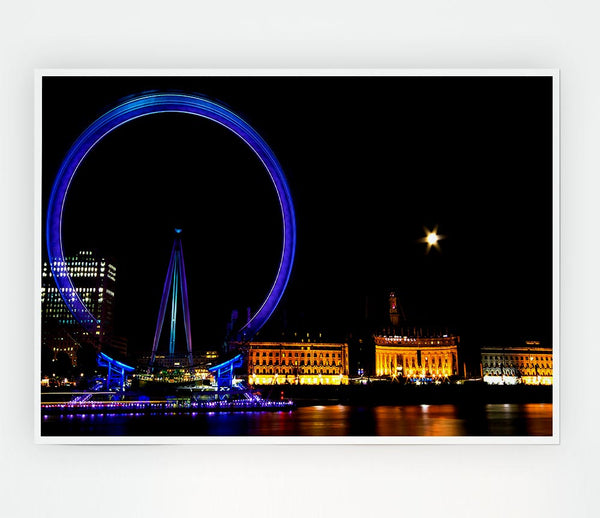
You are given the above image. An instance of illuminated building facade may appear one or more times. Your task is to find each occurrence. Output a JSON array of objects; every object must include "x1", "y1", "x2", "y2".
[
  {"x1": 374, "y1": 334, "x2": 459, "y2": 381},
  {"x1": 481, "y1": 342, "x2": 552, "y2": 385},
  {"x1": 41, "y1": 250, "x2": 116, "y2": 365},
  {"x1": 246, "y1": 341, "x2": 349, "y2": 385},
  {"x1": 136, "y1": 351, "x2": 219, "y2": 383}
]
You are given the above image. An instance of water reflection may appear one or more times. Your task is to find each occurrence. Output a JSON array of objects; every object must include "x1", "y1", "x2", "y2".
[
  {"x1": 373, "y1": 405, "x2": 468, "y2": 436},
  {"x1": 41, "y1": 403, "x2": 552, "y2": 437},
  {"x1": 485, "y1": 403, "x2": 552, "y2": 437}
]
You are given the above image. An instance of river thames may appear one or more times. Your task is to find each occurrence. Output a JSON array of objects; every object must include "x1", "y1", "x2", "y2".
[{"x1": 41, "y1": 403, "x2": 552, "y2": 436}]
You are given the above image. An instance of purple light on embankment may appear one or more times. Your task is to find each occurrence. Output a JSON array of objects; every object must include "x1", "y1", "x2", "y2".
[
  {"x1": 46, "y1": 93, "x2": 296, "y2": 339},
  {"x1": 41, "y1": 398, "x2": 293, "y2": 415}
]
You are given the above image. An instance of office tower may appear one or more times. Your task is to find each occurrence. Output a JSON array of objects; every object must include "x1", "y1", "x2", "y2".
[{"x1": 41, "y1": 250, "x2": 116, "y2": 366}]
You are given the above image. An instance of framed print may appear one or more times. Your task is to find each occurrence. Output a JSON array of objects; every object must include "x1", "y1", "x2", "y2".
[{"x1": 35, "y1": 69, "x2": 558, "y2": 444}]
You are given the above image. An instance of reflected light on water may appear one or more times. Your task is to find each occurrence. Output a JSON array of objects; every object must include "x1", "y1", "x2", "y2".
[
  {"x1": 41, "y1": 403, "x2": 552, "y2": 437},
  {"x1": 374, "y1": 405, "x2": 467, "y2": 436},
  {"x1": 486, "y1": 403, "x2": 552, "y2": 437}
]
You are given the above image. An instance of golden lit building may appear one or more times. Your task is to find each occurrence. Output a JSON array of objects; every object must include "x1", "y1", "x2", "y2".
[
  {"x1": 481, "y1": 342, "x2": 552, "y2": 385},
  {"x1": 246, "y1": 341, "x2": 349, "y2": 385},
  {"x1": 374, "y1": 334, "x2": 459, "y2": 380}
]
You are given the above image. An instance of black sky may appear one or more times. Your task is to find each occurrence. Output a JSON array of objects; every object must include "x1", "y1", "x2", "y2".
[{"x1": 42, "y1": 75, "x2": 553, "y2": 358}]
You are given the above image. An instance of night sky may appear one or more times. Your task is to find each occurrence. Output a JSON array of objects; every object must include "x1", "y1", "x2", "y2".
[{"x1": 42, "y1": 75, "x2": 553, "y2": 360}]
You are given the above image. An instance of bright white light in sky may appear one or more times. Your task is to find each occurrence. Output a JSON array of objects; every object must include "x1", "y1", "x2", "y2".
[
  {"x1": 420, "y1": 225, "x2": 444, "y2": 253},
  {"x1": 426, "y1": 232, "x2": 439, "y2": 246}
]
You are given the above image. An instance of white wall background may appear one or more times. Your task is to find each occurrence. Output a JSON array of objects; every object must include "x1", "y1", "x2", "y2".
[{"x1": 0, "y1": 1, "x2": 597, "y2": 516}]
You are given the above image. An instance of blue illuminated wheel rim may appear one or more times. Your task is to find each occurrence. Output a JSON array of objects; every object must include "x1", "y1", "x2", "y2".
[{"x1": 46, "y1": 92, "x2": 296, "y2": 341}]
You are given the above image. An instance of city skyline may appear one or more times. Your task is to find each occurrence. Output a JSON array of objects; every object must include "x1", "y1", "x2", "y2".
[{"x1": 42, "y1": 75, "x2": 553, "y2": 361}]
